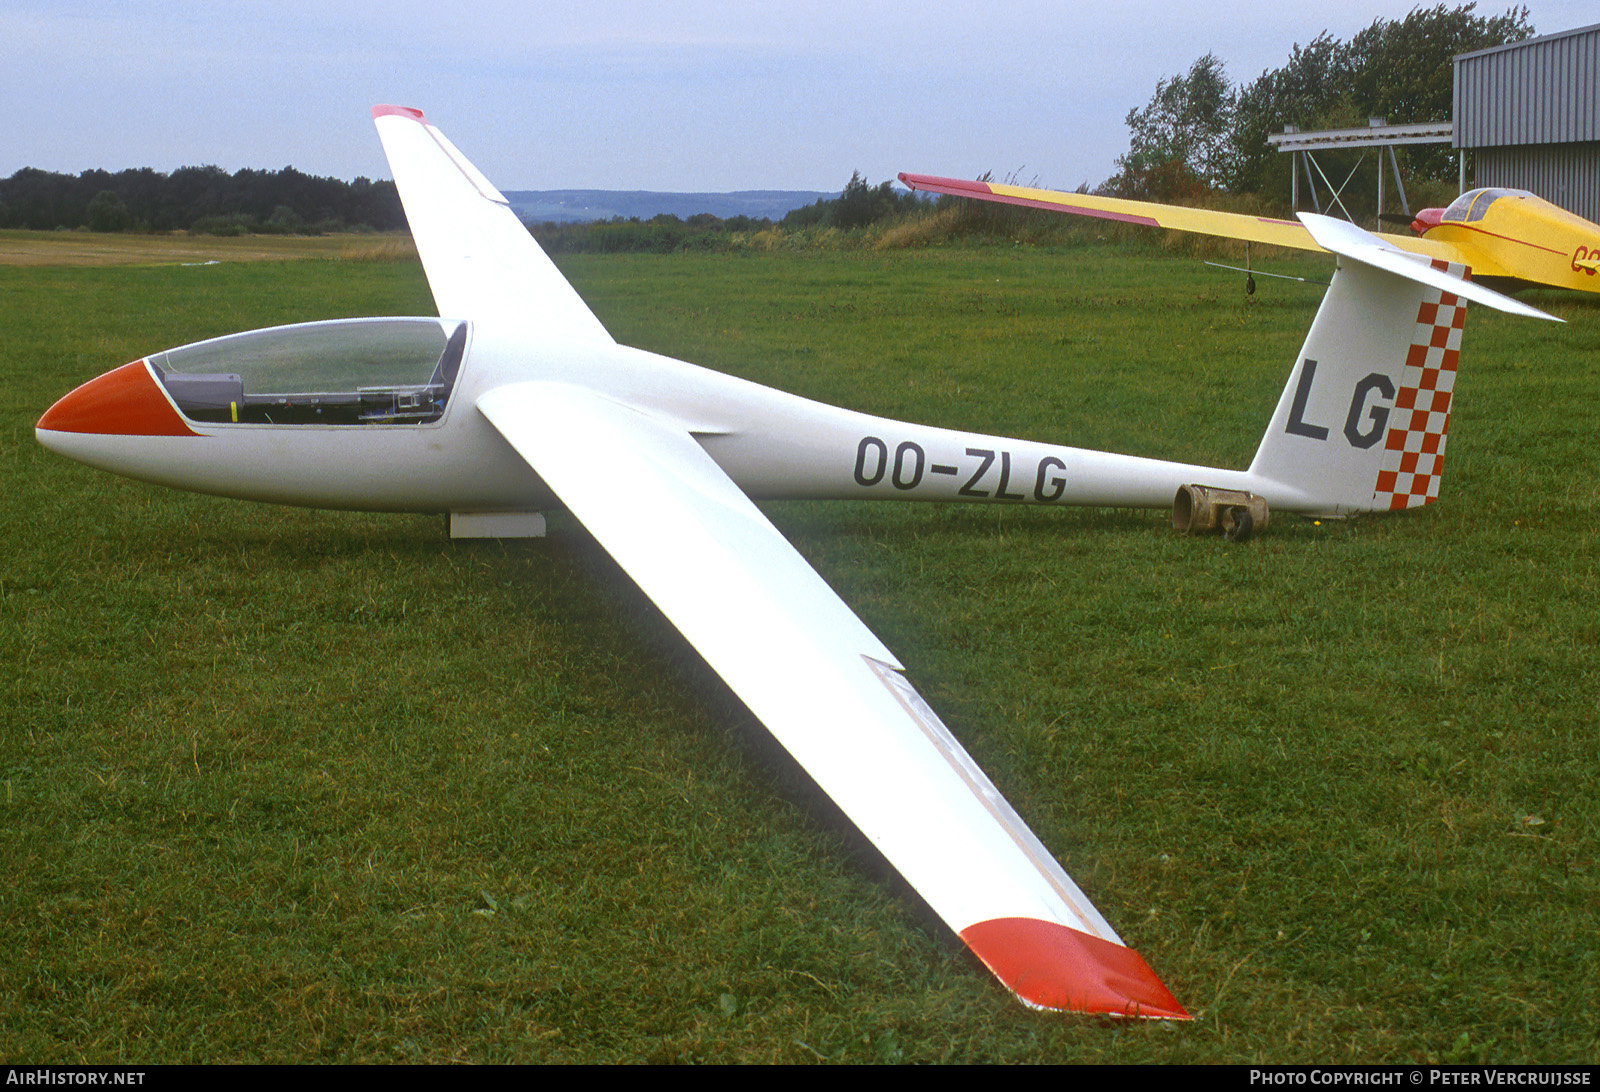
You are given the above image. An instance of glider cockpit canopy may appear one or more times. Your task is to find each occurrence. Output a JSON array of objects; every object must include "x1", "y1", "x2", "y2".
[{"x1": 150, "y1": 316, "x2": 467, "y2": 426}]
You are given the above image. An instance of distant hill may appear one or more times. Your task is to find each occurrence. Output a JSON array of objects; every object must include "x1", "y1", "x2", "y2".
[{"x1": 504, "y1": 189, "x2": 836, "y2": 224}]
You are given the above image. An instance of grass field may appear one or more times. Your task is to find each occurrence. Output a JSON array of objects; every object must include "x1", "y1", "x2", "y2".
[
  {"x1": 0, "y1": 229, "x2": 414, "y2": 267},
  {"x1": 3, "y1": 235, "x2": 1598, "y2": 1063}
]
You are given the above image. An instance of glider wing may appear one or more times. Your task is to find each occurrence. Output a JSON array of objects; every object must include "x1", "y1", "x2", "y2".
[
  {"x1": 477, "y1": 380, "x2": 1188, "y2": 1019},
  {"x1": 372, "y1": 105, "x2": 613, "y2": 343},
  {"x1": 899, "y1": 173, "x2": 1463, "y2": 264}
]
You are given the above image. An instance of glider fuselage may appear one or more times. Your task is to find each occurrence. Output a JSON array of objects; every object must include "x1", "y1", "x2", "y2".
[{"x1": 37, "y1": 316, "x2": 1273, "y2": 519}]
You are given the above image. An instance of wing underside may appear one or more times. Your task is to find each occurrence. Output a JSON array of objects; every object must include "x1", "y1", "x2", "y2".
[
  {"x1": 899, "y1": 173, "x2": 1464, "y2": 264},
  {"x1": 477, "y1": 381, "x2": 1187, "y2": 1018}
]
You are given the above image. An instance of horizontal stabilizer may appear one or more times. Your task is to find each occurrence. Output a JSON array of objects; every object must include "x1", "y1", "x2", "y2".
[{"x1": 1297, "y1": 213, "x2": 1561, "y2": 322}]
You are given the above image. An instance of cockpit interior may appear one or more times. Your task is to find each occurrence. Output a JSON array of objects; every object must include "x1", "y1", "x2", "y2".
[{"x1": 150, "y1": 317, "x2": 467, "y2": 425}]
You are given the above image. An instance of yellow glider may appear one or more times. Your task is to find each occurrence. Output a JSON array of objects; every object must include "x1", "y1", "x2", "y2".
[{"x1": 899, "y1": 174, "x2": 1600, "y2": 295}]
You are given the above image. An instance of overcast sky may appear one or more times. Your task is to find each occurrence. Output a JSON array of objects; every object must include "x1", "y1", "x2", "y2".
[{"x1": 4, "y1": 1, "x2": 1594, "y2": 194}]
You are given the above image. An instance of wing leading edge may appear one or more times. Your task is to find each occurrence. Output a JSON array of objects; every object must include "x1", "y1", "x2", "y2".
[
  {"x1": 899, "y1": 173, "x2": 1469, "y2": 266},
  {"x1": 477, "y1": 382, "x2": 1187, "y2": 1018},
  {"x1": 372, "y1": 106, "x2": 613, "y2": 342}
]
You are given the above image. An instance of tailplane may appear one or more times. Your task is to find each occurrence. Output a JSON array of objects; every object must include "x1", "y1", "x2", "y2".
[{"x1": 1246, "y1": 214, "x2": 1558, "y2": 516}]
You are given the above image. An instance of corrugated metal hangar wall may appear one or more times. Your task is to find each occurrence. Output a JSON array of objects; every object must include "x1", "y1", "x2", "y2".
[{"x1": 1455, "y1": 23, "x2": 1600, "y2": 221}]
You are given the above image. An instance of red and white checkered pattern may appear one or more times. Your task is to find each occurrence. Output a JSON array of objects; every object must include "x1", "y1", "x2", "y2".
[{"x1": 1373, "y1": 260, "x2": 1468, "y2": 510}]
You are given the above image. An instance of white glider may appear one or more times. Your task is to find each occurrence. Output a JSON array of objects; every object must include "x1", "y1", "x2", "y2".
[{"x1": 35, "y1": 107, "x2": 1557, "y2": 1020}]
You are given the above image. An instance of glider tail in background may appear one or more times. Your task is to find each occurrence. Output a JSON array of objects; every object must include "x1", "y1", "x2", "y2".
[{"x1": 1240, "y1": 214, "x2": 1559, "y2": 517}]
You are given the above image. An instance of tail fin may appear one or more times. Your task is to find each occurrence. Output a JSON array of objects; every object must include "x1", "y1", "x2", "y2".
[{"x1": 1247, "y1": 214, "x2": 1558, "y2": 516}]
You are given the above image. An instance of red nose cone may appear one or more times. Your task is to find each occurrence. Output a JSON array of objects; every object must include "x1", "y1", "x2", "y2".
[
  {"x1": 1411, "y1": 207, "x2": 1446, "y2": 235},
  {"x1": 37, "y1": 361, "x2": 198, "y2": 436}
]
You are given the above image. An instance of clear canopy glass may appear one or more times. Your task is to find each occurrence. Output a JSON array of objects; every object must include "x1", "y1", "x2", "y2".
[
  {"x1": 149, "y1": 317, "x2": 467, "y2": 425},
  {"x1": 1440, "y1": 188, "x2": 1532, "y2": 224}
]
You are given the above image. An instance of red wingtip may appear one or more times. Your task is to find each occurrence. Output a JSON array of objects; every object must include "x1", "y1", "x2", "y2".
[
  {"x1": 37, "y1": 361, "x2": 197, "y2": 437},
  {"x1": 898, "y1": 173, "x2": 997, "y2": 197},
  {"x1": 372, "y1": 104, "x2": 427, "y2": 123},
  {"x1": 960, "y1": 917, "x2": 1189, "y2": 1019}
]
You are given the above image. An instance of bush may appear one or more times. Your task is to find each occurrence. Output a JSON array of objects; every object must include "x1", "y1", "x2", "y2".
[
  {"x1": 190, "y1": 213, "x2": 256, "y2": 236},
  {"x1": 85, "y1": 190, "x2": 132, "y2": 232}
]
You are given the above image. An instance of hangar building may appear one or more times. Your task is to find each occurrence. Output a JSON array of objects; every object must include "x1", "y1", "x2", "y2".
[{"x1": 1454, "y1": 22, "x2": 1600, "y2": 222}]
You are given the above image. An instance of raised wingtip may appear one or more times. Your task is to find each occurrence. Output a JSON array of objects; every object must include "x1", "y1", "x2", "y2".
[
  {"x1": 899, "y1": 173, "x2": 994, "y2": 196},
  {"x1": 960, "y1": 917, "x2": 1190, "y2": 1019},
  {"x1": 372, "y1": 104, "x2": 427, "y2": 123}
]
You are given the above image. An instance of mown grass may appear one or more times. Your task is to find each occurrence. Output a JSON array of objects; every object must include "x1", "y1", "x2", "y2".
[
  {"x1": 2, "y1": 241, "x2": 1597, "y2": 1063},
  {"x1": 0, "y1": 229, "x2": 416, "y2": 267}
]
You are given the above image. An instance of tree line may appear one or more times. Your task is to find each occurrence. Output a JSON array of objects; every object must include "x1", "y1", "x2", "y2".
[
  {"x1": 0, "y1": 165, "x2": 405, "y2": 234},
  {"x1": 0, "y1": 158, "x2": 918, "y2": 248},
  {"x1": 9, "y1": 8, "x2": 1519, "y2": 248},
  {"x1": 1102, "y1": 4, "x2": 1536, "y2": 206}
]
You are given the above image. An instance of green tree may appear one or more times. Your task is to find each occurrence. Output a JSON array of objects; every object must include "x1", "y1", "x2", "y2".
[
  {"x1": 264, "y1": 204, "x2": 304, "y2": 233},
  {"x1": 1114, "y1": 5, "x2": 1536, "y2": 203},
  {"x1": 829, "y1": 172, "x2": 915, "y2": 228},
  {"x1": 1224, "y1": 32, "x2": 1355, "y2": 196},
  {"x1": 1222, "y1": 4, "x2": 1534, "y2": 198},
  {"x1": 1343, "y1": 3, "x2": 1535, "y2": 178},
  {"x1": 85, "y1": 189, "x2": 132, "y2": 232},
  {"x1": 1103, "y1": 54, "x2": 1234, "y2": 199},
  {"x1": 780, "y1": 173, "x2": 920, "y2": 230}
]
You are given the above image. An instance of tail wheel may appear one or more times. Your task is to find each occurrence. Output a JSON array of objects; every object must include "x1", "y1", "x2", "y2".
[{"x1": 1222, "y1": 506, "x2": 1254, "y2": 543}]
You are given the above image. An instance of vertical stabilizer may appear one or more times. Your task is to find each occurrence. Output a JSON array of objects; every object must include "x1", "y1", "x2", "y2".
[
  {"x1": 1247, "y1": 260, "x2": 1468, "y2": 514},
  {"x1": 1246, "y1": 214, "x2": 1557, "y2": 516}
]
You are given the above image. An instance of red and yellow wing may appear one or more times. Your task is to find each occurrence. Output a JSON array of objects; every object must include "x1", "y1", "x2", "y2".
[{"x1": 899, "y1": 173, "x2": 1469, "y2": 266}]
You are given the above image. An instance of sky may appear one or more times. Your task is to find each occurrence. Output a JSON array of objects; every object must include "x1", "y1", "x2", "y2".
[{"x1": 4, "y1": 1, "x2": 1596, "y2": 194}]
